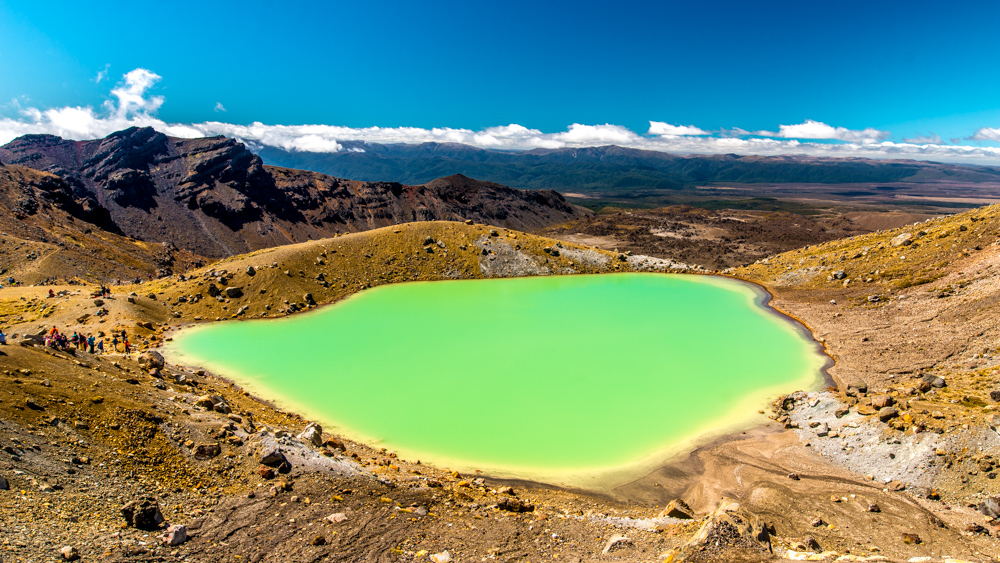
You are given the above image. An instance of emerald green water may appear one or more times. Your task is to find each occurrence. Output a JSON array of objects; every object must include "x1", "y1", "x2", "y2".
[{"x1": 164, "y1": 273, "x2": 826, "y2": 488}]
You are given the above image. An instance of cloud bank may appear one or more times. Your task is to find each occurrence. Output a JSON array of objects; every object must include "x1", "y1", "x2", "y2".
[
  {"x1": 902, "y1": 133, "x2": 944, "y2": 145},
  {"x1": 971, "y1": 127, "x2": 1000, "y2": 142},
  {"x1": 756, "y1": 119, "x2": 890, "y2": 144},
  {"x1": 3, "y1": 68, "x2": 1000, "y2": 166}
]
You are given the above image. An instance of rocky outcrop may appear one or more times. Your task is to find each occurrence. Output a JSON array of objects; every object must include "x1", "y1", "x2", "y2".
[{"x1": 0, "y1": 129, "x2": 590, "y2": 258}]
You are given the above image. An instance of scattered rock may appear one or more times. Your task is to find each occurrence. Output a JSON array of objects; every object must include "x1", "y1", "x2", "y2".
[
  {"x1": 978, "y1": 497, "x2": 1000, "y2": 519},
  {"x1": 259, "y1": 447, "x2": 288, "y2": 467},
  {"x1": 890, "y1": 232, "x2": 913, "y2": 247},
  {"x1": 245, "y1": 266, "x2": 256, "y2": 276},
  {"x1": 803, "y1": 536, "x2": 821, "y2": 551},
  {"x1": 846, "y1": 380, "x2": 868, "y2": 396},
  {"x1": 497, "y1": 497, "x2": 535, "y2": 513},
  {"x1": 810, "y1": 517, "x2": 824, "y2": 527},
  {"x1": 815, "y1": 422, "x2": 829, "y2": 437},
  {"x1": 675, "y1": 501, "x2": 772, "y2": 558},
  {"x1": 138, "y1": 350, "x2": 165, "y2": 370},
  {"x1": 834, "y1": 405, "x2": 850, "y2": 418},
  {"x1": 297, "y1": 422, "x2": 323, "y2": 447},
  {"x1": 867, "y1": 502, "x2": 881, "y2": 513},
  {"x1": 878, "y1": 407, "x2": 898, "y2": 422},
  {"x1": 224, "y1": 286, "x2": 243, "y2": 298},
  {"x1": 194, "y1": 395, "x2": 216, "y2": 408},
  {"x1": 326, "y1": 512, "x2": 348, "y2": 523},
  {"x1": 161, "y1": 524, "x2": 187, "y2": 546},
  {"x1": 871, "y1": 395, "x2": 894, "y2": 409},
  {"x1": 310, "y1": 535, "x2": 326, "y2": 546},
  {"x1": 0, "y1": 474, "x2": 8, "y2": 490},
  {"x1": 121, "y1": 497, "x2": 165, "y2": 530},
  {"x1": 59, "y1": 545, "x2": 80, "y2": 561},
  {"x1": 832, "y1": 270, "x2": 846, "y2": 280},
  {"x1": 258, "y1": 465, "x2": 276, "y2": 479},
  {"x1": 990, "y1": 390, "x2": 1000, "y2": 402},
  {"x1": 430, "y1": 550, "x2": 452, "y2": 563},
  {"x1": 922, "y1": 373, "x2": 946, "y2": 388},
  {"x1": 966, "y1": 523, "x2": 990, "y2": 536},
  {"x1": 194, "y1": 443, "x2": 221, "y2": 459},
  {"x1": 901, "y1": 532, "x2": 922, "y2": 544},
  {"x1": 787, "y1": 473, "x2": 800, "y2": 481},
  {"x1": 323, "y1": 437, "x2": 346, "y2": 451},
  {"x1": 602, "y1": 535, "x2": 633, "y2": 555},
  {"x1": 659, "y1": 498, "x2": 695, "y2": 520}
]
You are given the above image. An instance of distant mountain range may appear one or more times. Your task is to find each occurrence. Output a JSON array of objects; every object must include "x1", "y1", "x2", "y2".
[
  {"x1": 257, "y1": 142, "x2": 1000, "y2": 195},
  {"x1": 0, "y1": 128, "x2": 588, "y2": 259}
]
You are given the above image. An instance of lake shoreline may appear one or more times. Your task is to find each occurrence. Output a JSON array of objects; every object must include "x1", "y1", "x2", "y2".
[{"x1": 163, "y1": 271, "x2": 831, "y2": 498}]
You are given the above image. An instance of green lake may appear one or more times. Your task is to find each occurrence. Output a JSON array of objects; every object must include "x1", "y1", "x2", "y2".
[{"x1": 164, "y1": 273, "x2": 827, "y2": 489}]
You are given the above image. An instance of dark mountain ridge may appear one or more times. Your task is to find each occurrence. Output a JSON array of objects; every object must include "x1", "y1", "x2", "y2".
[
  {"x1": 0, "y1": 128, "x2": 588, "y2": 258},
  {"x1": 258, "y1": 142, "x2": 1000, "y2": 194}
]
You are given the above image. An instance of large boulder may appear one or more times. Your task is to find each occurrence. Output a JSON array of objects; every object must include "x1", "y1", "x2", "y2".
[
  {"x1": 298, "y1": 422, "x2": 323, "y2": 447},
  {"x1": 194, "y1": 443, "x2": 221, "y2": 459},
  {"x1": 161, "y1": 524, "x2": 188, "y2": 546},
  {"x1": 259, "y1": 447, "x2": 288, "y2": 467},
  {"x1": 922, "y1": 373, "x2": 946, "y2": 388},
  {"x1": 121, "y1": 497, "x2": 165, "y2": 530},
  {"x1": 138, "y1": 350, "x2": 165, "y2": 370},
  {"x1": 225, "y1": 286, "x2": 243, "y2": 298},
  {"x1": 658, "y1": 498, "x2": 695, "y2": 520}
]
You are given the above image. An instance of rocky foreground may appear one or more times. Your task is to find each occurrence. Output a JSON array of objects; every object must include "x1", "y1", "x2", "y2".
[{"x1": 2, "y1": 217, "x2": 1000, "y2": 562}]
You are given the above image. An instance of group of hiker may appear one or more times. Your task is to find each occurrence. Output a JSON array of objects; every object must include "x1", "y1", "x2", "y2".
[{"x1": 41, "y1": 327, "x2": 131, "y2": 354}]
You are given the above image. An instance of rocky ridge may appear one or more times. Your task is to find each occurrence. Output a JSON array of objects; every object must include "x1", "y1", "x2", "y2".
[{"x1": 0, "y1": 128, "x2": 590, "y2": 259}]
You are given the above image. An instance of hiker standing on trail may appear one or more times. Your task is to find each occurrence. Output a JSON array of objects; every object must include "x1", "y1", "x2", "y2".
[
  {"x1": 111, "y1": 335, "x2": 119, "y2": 352},
  {"x1": 87, "y1": 335, "x2": 95, "y2": 353},
  {"x1": 124, "y1": 337, "x2": 131, "y2": 354},
  {"x1": 97, "y1": 339, "x2": 104, "y2": 353},
  {"x1": 0, "y1": 329, "x2": 6, "y2": 345}
]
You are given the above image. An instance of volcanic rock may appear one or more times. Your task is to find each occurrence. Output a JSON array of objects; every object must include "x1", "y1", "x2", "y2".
[{"x1": 121, "y1": 497, "x2": 165, "y2": 530}]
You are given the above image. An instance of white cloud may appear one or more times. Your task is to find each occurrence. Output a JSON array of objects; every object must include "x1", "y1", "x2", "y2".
[
  {"x1": 902, "y1": 133, "x2": 943, "y2": 145},
  {"x1": 107, "y1": 68, "x2": 164, "y2": 120},
  {"x1": 648, "y1": 121, "x2": 709, "y2": 136},
  {"x1": 971, "y1": 127, "x2": 1000, "y2": 142},
  {"x1": 4, "y1": 68, "x2": 1000, "y2": 166},
  {"x1": 756, "y1": 119, "x2": 889, "y2": 144},
  {"x1": 95, "y1": 63, "x2": 110, "y2": 84},
  {"x1": 214, "y1": 102, "x2": 226, "y2": 113}
]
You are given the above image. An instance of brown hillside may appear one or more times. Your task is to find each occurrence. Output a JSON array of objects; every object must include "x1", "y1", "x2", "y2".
[
  {"x1": 0, "y1": 164, "x2": 203, "y2": 284},
  {"x1": 0, "y1": 128, "x2": 590, "y2": 259}
]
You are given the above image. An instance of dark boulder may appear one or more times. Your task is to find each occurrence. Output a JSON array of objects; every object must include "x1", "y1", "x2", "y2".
[{"x1": 121, "y1": 497, "x2": 165, "y2": 530}]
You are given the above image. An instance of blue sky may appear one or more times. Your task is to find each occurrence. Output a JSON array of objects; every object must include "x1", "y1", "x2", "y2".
[{"x1": 2, "y1": 0, "x2": 1000, "y2": 162}]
